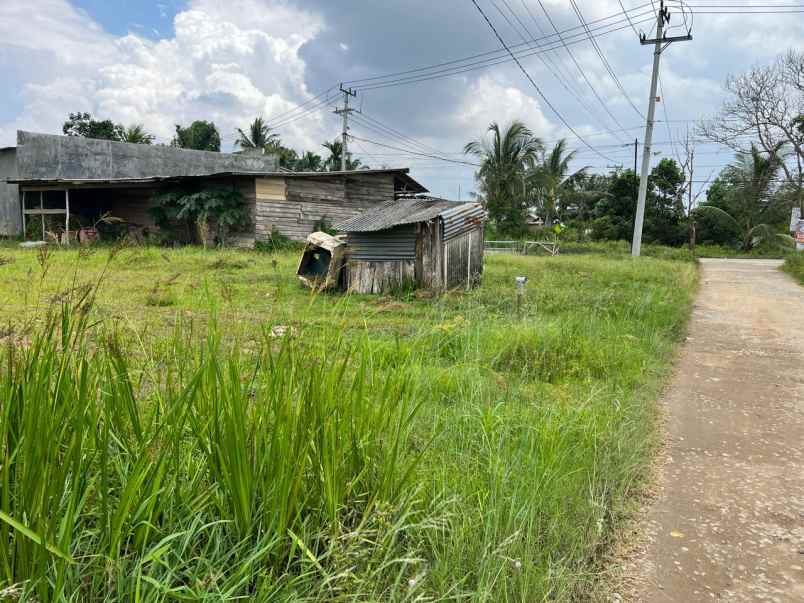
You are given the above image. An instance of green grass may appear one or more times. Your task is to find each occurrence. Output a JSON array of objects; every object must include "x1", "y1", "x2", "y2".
[
  {"x1": 782, "y1": 254, "x2": 804, "y2": 284},
  {"x1": 0, "y1": 243, "x2": 697, "y2": 601}
]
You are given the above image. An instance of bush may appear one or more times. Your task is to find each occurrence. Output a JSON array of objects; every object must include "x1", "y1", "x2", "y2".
[
  {"x1": 254, "y1": 228, "x2": 300, "y2": 253},
  {"x1": 782, "y1": 254, "x2": 804, "y2": 284}
]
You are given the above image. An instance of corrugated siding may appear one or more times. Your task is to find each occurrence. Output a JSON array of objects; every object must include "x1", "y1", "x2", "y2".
[
  {"x1": 443, "y1": 227, "x2": 485, "y2": 289},
  {"x1": 347, "y1": 224, "x2": 417, "y2": 260},
  {"x1": 441, "y1": 204, "x2": 487, "y2": 241}
]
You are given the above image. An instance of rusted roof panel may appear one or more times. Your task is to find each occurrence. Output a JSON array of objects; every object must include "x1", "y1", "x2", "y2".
[{"x1": 334, "y1": 196, "x2": 484, "y2": 232}]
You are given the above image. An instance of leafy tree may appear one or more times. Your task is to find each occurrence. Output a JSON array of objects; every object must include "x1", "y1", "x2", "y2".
[
  {"x1": 561, "y1": 173, "x2": 611, "y2": 240},
  {"x1": 172, "y1": 121, "x2": 221, "y2": 152},
  {"x1": 528, "y1": 138, "x2": 586, "y2": 227},
  {"x1": 694, "y1": 177, "x2": 742, "y2": 246},
  {"x1": 644, "y1": 158, "x2": 687, "y2": 246},
  {"x1": 268, "y1": 143, "x2": 299, "y2": 170},
  {"x1": 591, "y1": 169, "x2": 639, "y2": 242},
  {"x1": 295, "y1": 151, "x2": 324, "y2": 172},
  {"x1": 322, "y1": 140, "x2": 363, "y2": 171},
  {"x1": 63, "y1": 112, "x2": 124, "y2": 141},
  {"x1": 700, "y1": 50, "x2": 803, "y2": 216},
  {"x1": 235, "y1": 117, "x2": 279, "y2": 151},
  {"x1": 150, "y1": 185, "x2": 251, "y2": 246},
  {"x1": 120, "y1": 124, "x2": 155, "y2": 145},
  {"x1": 464, "y1": 121, "x2": 543, "y2": 235},
  {"x1": 696, "y1": 145, "x2": 791, "y2": 250}
]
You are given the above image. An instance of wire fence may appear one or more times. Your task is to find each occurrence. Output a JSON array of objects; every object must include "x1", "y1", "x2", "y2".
[{"x1": 484, "y1": 240, "x2": 560, "y2": 256}]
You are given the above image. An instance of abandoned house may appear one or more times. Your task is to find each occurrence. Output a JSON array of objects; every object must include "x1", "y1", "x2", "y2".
[
  {"x1": 332, "y1": 196, "x2": 486, "y2": 294},
  {"x1": 0, "y1": 131, "x2": 427, "y2": 244}
]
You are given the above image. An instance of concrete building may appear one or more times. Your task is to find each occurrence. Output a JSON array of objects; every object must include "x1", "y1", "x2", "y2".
[{"x1": 0, "y1": 131, "x2": 426, "y2": 244}]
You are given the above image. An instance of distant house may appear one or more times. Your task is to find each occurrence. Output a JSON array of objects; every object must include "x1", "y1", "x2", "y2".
[
  {"x1": 0, "y1": 131, "x2": 426, "y2": 244},
  {"x1": 333, "y1": 196, "x2": 486, "y2": 294},
  {"x1": 792, "y1": 207, "x2": 804, "y2": 251},
  {"x1": 791, "y1": 207, "x2": 801, "y2": 234}
]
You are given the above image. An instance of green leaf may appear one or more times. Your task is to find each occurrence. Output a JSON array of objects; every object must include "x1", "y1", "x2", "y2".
[{"x1": 0, "y1": 510, "x2": 73, "y2": 562}]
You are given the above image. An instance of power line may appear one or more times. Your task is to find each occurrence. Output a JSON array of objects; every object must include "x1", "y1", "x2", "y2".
[
  {"x1": 490, "y1": 0, "x2": 629, "y2": 143},
  {"x1": 351, "y1": 14, "x2": 658, "y2": 91},
  {"x1": 534, "y1": 0, "x2": 630, "y2": 138},
  {"x1": 569, "y1": 0, "x2": 646, "y2": 119},
  {"x1": 469, "y1": 0, "x2": 615, "y2": 162},
  {"x1": 343, "y1": 3, "x2": 656, "y2": 88},
  {"x1": 349, "y1": 135, "x2": 482, "y2": 166}
]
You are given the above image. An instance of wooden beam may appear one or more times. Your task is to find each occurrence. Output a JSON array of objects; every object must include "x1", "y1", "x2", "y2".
[
  {"x1": 65, "y1": 189, "x2": 70, "y2": 246},
  {"x1": 24, "y1": 209, "x2": 68, "y2": 215}
]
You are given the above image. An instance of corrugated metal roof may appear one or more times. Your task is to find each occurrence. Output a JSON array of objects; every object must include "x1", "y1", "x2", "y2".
[
  {"x1": 334, "y1": 196, "x2": 484, "y2": 232},
  {"x1": 442, "y1": 203, "x2": 487, "y2": 241}
]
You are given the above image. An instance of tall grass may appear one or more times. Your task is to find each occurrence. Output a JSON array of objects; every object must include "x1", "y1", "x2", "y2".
[
  {"x1": 0, "y1": 295, "x2": 430, "y2": 601},
  {"x1": 0, "y1": 246, "x2": 697, "y2": 601},
  {"x1": 782, "y1": 253, "x2": 804, "y2": 284}
]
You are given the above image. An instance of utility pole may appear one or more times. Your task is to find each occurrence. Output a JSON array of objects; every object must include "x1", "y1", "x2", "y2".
[
  {"x1": 631, "y1": 1, "x2": 691, "y2": 256},
  {"x1": 633, "y1": 138, "x2": 639, "y2": 217},
  {"x1": 334, "y1": 84, "x2": 357, "y2": 172}
]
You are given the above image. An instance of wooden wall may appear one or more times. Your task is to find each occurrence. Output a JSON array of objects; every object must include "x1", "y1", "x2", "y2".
[
  {"x1": 253, "y1": 173, "x2": 396, "y2": 242},
  {"x1": 347, "y1": 260, "x2": 416, "y2": 294},
  {"x1": 415, "y1": 220, "x2": 443, "y2": 289}
]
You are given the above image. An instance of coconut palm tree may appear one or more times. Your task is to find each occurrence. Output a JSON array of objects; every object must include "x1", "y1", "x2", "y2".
[
  {"x1": 235, "y1": 117, "x2": 279, "y2": 152},
  {"x1": 120, "y1": 124, "x2": 154, "y2": 145},
  {"x1": 696, "y1": 144, "x2": 792, "y2": 251},
  {"x1": 322, "y1": 140, "x2": 362, "y2": 171},
  {"x1": 528, "y1": 139, "x2": 587, "y2": 227},
  {"x1": 295, "y1": 151, "x2": 324, "y2": 172},
  {"x1": 464, "y1": 121, "x2": 543, "y2": 234}
]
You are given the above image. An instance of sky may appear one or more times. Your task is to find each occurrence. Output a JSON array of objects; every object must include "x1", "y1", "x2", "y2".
[{"x1": 1, "y1": 0, "x2": 802, "y2": 199}]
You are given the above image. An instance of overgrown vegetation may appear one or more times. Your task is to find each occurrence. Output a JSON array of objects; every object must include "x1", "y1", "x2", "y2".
[
  {"x1": 149, "y1": 185, "x2": 251, "y2": 246},
  {"x1": 782, "y1": 254, "x2": 804, "y2": 284},
  {"x1": 0, "y1": 245, "x2": 696, "y2": 600}
]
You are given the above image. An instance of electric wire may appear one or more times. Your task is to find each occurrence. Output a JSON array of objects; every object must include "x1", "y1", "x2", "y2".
[
  {"x1": 469, "y1": 0, "x2": 615, "y2": 162},
  {"x1": 491, "y1": 0, "x2": 629, "y2": 143},
  {"x1": 569, "y1": 0, "x2": 645, "y2": 119}
]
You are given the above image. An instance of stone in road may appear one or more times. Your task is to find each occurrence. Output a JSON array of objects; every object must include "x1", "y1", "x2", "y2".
[{"x1": 632, "y1": 259, "x2": 804, "y2": 602}]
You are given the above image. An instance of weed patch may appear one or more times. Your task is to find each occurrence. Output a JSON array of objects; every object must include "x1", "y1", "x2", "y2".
[{"x1": 0, "y1": 245, "x2": 697, "y2": 600}]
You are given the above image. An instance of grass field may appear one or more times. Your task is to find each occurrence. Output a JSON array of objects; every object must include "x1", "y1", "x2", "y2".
[
  {"x1": 782, "y1": 253, "x2": 804, "y2": 284},
  {"x1": 0, "y1": 243, "x2": 697, "y2": 601}
]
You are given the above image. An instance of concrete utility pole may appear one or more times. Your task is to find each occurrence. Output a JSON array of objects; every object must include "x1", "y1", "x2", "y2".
[
  {"x1": 631, "y1": 1, "x2": 691, "y2": 257},
  {"x1": 334, "y1": 84, "x2": 357, "y2": 172}
]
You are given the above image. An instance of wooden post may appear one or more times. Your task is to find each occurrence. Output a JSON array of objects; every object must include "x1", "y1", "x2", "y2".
[
  {"x1": 40, "y1": 191, "x2": 45, "y2": 241},
  {"x1": 21, "y1": 190, "x2": 26, "y2": 239},
  {"x1": 65, "y1": 189, "x2": 70, "y2": 246},
  {"x1": 466, "y1": 231, "x2": 472, "y2": 291},
  {"x1": 443, "y1": 239, "x2": 448, "y2": 290}
]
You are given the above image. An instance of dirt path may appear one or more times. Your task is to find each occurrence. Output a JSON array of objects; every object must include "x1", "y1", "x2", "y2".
[{"x1": 629, "y1": 259, "x2": 804, "y2": 602}]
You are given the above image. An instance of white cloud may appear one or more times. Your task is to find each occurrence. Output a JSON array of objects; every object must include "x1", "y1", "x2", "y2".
[
  {"x1": 456, "y1": 75, "x2": 557, "y2": 140},
  {"x1": 0, "y1": 0, "x2": 328, "y2": 151}
]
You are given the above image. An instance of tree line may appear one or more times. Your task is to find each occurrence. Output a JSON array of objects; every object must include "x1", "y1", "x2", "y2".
[
  {"x1": 464, "y1": 50, "x2": 803, "y2": 252},
  {"x1": 60, "y1": 113, "x2": 366, "y2": 173}
]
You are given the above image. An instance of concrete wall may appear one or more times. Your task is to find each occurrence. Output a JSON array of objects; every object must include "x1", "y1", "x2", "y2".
[
  {"x1": 16, "y1": 131, "x2": 278, "y2": 181},
  {"x1": 0, "y1": 148, "x2": 20, "y2": 235}
]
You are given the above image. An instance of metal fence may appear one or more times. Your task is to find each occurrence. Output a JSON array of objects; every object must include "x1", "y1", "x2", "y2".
[{"x1": 484, "y1": 240, "x2": 560, "y2": 256}]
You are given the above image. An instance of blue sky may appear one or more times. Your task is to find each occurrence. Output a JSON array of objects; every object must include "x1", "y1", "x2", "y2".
[
  {"x1": 1, "y1": 1, "x2": 803, "y2": 198},
  {"x1": 71, "y1": 0, "x2": 182, "y2": 39}
]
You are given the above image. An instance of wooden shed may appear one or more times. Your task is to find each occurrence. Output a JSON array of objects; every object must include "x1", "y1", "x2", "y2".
[{"x1": 333, "y1": 196, "x2": 486, "y2": 294}]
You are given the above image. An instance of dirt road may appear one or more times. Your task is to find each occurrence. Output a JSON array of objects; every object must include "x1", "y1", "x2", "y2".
[{"x1": 630, "y1": 259, "x2": 804, "y2": 602}]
